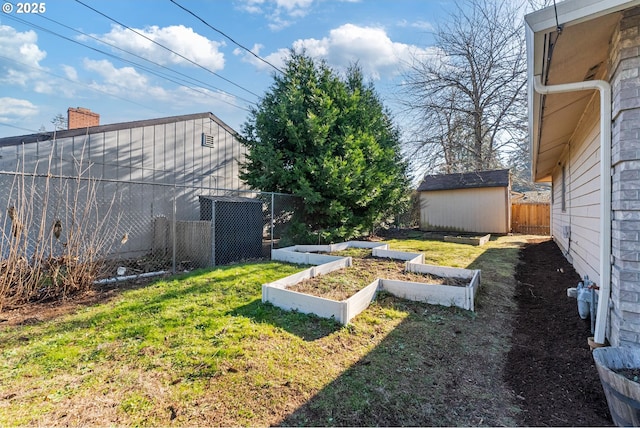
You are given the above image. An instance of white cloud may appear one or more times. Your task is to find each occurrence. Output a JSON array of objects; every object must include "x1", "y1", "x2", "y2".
[
  {"x1": 0, "y1": 25, "x2": 47, "y2": 86},
  {"x1": 174, "y1": 85, "x2": 239, "y2": 110},
  {"x1": 95, "y1": 24, "x2": 225, "y2": 71},
  {"x1": 234, "y1": 43, "x2": 288, "y2": 71},
  {"x1": 62, "y1": 65, "x2": 78, "y2": 80},
  {"x1": 81, "y1": 58, "x2": 240, "y2": 112},
  {"x1": 275, "y1": 0, "x2": 313, "y2": 16},
  {"x1": 237, "y1": 0, "x2": 265, "y2": 14},
  {"x1": 398, "y1": 19, "x2": 435, "y2": 32},
  {"x1": 236, "y1": 0, "x2": 314, "y2": 30},
  {"x1": 0, "y1": 25, "x2": 74, "y2": 96},
  {"x1": 0, "y1": 98, "x2": 39, "y2": 121},
  {"x1": 236, "y1": 23, "x2": 438, "y2": 79},
  {"x1": 291, "y1": 23, "x2": 438, "y2": 79},
  {"x1": 0, "y1": 25, "x2": 46, "y2": 66},
  {"x1": 83, "y1": 58, "x2": 169, "y2": 99}
]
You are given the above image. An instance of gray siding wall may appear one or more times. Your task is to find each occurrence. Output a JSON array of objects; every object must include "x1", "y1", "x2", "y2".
[
  {"x1": 550, "y1": 95, "x2": 602, "y2": 287},
  {"x1": 610, "y1": 7, "x2": 640, "y2": 347},
  {"x1": 0, "y1": 115, "x2": 247, "y2": 215},
  {"x1": 550, "y1": 9, "x2": 640, "y2": 347},
  {"x1": 0, "y1": 114, "x2": 248, "y2": 259}
]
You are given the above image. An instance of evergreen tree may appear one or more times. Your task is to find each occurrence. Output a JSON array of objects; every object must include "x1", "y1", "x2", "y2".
[{"x1": 241, "y1": 52, "x2": 410, "y2": 243}]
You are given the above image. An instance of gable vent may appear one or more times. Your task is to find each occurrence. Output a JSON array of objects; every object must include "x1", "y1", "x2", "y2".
[{"x1": 202, "y1": 133, "x2": 215, "y2": 148}]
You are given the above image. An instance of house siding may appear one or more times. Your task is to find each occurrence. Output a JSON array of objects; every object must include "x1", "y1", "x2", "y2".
[
  {"x1": 610, "y1": 7, "x2": 640, "y2": 347},
  {"x1": 419, "y1": 187, "x2": 510, "y2": 234},
  {"x1": 0, "y1": 113, "x2": 248, "y2": 260},
  {"x1": 551, "y1": 95, "x2": 601, "y2": 287},
  {"x1": 0, "y1": 114, "x2": 246, "y2": 192}
]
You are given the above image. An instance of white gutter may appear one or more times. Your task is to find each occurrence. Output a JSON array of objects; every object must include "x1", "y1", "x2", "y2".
[{"x1": 531, "y1": 75, "x2": 612, "y2": 346}]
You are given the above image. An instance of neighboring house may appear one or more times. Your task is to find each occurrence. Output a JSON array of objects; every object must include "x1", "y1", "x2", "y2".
[
  {"x1": 416, "y1": 169, "x2": 511, "y2": 234},
  {"x1": 0, "y1": 110, "x2": 249, "y2": 258},
  {"x1": 0, "y1": 110, "x2": 246, "y2": 193},
  {"x1": 525, "y1": 0, "x2": 640, "y2": 347}
]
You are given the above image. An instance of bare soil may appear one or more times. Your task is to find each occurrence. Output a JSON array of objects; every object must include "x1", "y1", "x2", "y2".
[
  {"x1": 507, "y1": 238, "x2": 612, "y2": 426},
  {"x1": 0, "y1": 275, "x2": 167, "y2": 327},
  {"x1": 288, "y1": 252, "x2": 467, "y2": 301}
]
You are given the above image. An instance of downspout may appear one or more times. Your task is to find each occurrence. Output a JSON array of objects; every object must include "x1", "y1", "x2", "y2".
[{"x1": 532, "y1": 75, "x2": 612, "y2": 346}]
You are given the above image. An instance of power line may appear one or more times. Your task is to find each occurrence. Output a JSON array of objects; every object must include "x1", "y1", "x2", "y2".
[
  {"x1": 2, "y1": 13, "x2": 252, "y2": 112},
  {"x1": 0, "y1": 52, "x2": 245, "y2": 136},
  {"x1": 0, "y1": 122, "x2": 42, "y2": 134},
  {"x1": 33, "y1": 12, "x2": 258, "y2": 106},
  {"x1": 0, "y1": 52, "x2": 164, "y2": 114},
  {"x1": 169, "y1": 0, "x2": 284, "y2": 75},
  {"x1": 73, "y1": 0, "x2": 262, "y2": 99}
]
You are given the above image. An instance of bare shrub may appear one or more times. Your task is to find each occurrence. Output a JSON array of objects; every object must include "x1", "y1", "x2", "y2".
[{"x1": 0, "y1": 135, "x2": 121, "y2": 310}]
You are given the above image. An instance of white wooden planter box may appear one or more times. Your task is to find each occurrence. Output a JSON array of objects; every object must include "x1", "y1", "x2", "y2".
[
  {"x1": 264, "y1": 241, "x2": 481, "y2": 324},
  {"x1": 443, "y1": 233, "x2": 491, "y2": 246},
  {"x1": 392, "y1": 263, "x2": 481, "y2": 311}
]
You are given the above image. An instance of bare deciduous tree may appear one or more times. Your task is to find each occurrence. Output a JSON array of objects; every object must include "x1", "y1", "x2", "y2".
[
  {"x1": 400, "y1": 0, "x2": 528, "y2": 178},
  {"x1": 51, "y1": 113, "x2": 68, "y2": 131}
]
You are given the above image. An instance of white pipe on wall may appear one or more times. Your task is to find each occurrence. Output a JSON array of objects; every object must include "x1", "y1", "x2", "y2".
[{"x1": 532, "y1": 75, "x2": 612, "y2": 346}]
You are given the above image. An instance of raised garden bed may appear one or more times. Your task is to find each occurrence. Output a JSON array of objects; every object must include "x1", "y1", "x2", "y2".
[
  {"x1": 288, "y1": 250, "x2": 468, "y2": 301},
  {"x1": 444, "y1": 233, "x2": 491, "y2": 246},
  {"x1": 264, "y1": 241, "x2": 481, "y2": 324}
]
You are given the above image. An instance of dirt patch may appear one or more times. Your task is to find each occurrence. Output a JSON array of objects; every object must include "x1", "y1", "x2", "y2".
[
  {"x1": 506, "y1": 238, "x2": 612, "y2": 426},
  {"x1": 288, "y1": 251, "x2": 468, "y2": 301},
  {"x1": 0, "y1": 274, "x2": 168, "y2": 329},
  {"x1": 615, "y1": 368, "x2": 640, "y2": 383}
]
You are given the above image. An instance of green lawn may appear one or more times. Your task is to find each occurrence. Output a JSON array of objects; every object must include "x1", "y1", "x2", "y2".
[{"x1": 0, "y1": 235, "x2": 529, "y2": 426}]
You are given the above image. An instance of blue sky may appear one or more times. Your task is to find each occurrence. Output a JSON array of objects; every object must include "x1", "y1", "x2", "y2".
[{"x1": 0, "y1": 0, "x2": 456, "y2": 138}]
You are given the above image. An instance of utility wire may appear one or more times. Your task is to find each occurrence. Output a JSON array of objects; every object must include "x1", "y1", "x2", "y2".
[
  {"x1": 169, "y1": 0, "x2": 284, "y2": 74},
  {"x1": 0, "y1": 52, "x2": 243, "y2": 136},
  {"x1": 0, "y1": 123, "x2": 42, "y2": 134},
  {"x1": 3, "y1": 13, "x2": 252, "y2": 112},
  {"x1": 33, "y1": 12, "x2": 257, "y2": 106},
  {"x1": 0, "y1": 52, "x2": 163, "y2": 114},
  {"x1": 552, "y1": 0, "x2": 563, "y2": 33},
  {"x1": 73, "y1": 0, "x2": 262, "y2": 99}
]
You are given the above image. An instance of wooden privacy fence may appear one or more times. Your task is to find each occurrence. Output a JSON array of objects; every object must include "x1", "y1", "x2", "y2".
[{"x1": 511, "y1": 203, "x2": 550, "y2": 235}]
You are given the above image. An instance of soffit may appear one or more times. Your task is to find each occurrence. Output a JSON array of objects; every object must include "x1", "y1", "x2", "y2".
[{"x1": 533, "y1": 12, "x2": 619, "y2": 181}]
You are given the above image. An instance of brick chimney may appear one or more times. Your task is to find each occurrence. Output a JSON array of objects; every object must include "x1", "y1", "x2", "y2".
[{"x1": 67, "y1": 107, "x2": 100, "y2": 130}]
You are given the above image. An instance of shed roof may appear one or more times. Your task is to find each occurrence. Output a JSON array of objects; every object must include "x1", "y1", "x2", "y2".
[
  {"x1": 417, "y1": 169, "x2": 510, "y2": 192},
  {"x1": 0, "y1": 112, "x2": 237, "y2": 148}
]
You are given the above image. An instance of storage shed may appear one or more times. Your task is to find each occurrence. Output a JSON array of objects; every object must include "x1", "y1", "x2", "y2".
[
  {"x1": 417, "y1": 169, "x2": 511, "y2": 234},
  {"x1": 199, "y1": 196, "x2": 263, "y2": 265}
]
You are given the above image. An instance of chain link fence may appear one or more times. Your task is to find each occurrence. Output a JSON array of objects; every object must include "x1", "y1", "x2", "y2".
[{"x1": 0, "y1": 170, "x2": 302, "y2": 306}]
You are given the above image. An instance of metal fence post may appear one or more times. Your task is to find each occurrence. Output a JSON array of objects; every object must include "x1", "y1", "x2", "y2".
[
  {"x1": 270, "y1": 192, "x2": 275, "y2": 255},
  {"x1": 172, "y1": 184, "x2": 177, "y2": 274},
  {"x1": 211, "y1": 200, "x2": 216, "y2": 266}
]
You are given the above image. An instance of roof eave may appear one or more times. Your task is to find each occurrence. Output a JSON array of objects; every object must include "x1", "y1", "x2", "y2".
[
  {"x1": 525, "y1": 0, "x2": 640, "y2": 183},
  {"x1": 0, "y1": 111, "x2": 238, "y2": 148}
]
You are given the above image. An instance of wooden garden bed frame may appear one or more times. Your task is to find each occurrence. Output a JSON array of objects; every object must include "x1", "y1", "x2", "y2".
[{"x1": 263, "y1": 241, "x2": 481, "y2": 324}]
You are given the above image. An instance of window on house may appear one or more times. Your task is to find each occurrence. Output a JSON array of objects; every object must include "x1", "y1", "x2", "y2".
[
  {"x1": 202, "y1": 133, "x2": 215, "y2": 148},
  {"x1": 561, "y1": 165, "x2": 566, "y2": 212}
]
